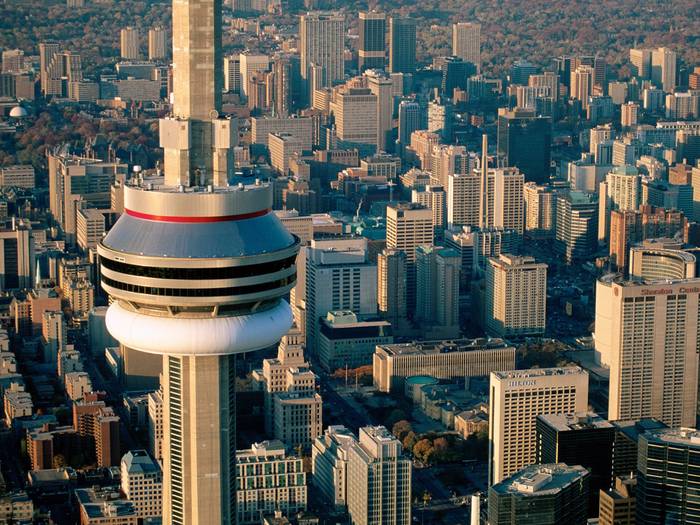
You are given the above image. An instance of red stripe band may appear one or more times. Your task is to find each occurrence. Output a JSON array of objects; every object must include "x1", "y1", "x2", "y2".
[{"x1": 125, "y1": 208, "x2": 270, "y2": 223}]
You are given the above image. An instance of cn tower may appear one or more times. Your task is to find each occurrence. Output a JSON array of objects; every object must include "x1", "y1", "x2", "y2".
[{"x1": 97, "y1": 0, "x2": 299, "y2": 522}]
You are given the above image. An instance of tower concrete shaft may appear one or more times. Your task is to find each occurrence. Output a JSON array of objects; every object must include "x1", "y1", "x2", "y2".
[{"x1": 161, "y1": 0, "x2": 236, "y2": 187}]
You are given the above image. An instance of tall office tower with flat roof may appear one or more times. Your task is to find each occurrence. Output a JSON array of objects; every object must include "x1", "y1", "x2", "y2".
[
  {"x1": 300, "y1": 12, "x2": 345, "y2": 94},
  {"x1": 358, "y1": 12, "x2": 386, "y2": 72},
  {"x1": 98, "y1": 0, "x2": 300, "y2": 523},
  {"x1": 594, "y1": 274, "x2": 700, "y2": 428},
  {"x1": 489, "y1": 367, "x2": 589, "y2": 485},
  {"x1": 120, "y1": 27, "x2": 141, "y2": 60},
  {"x1": 388, "y1": 17, "x2": 416, "y2": 74},
  {"x1": 148, "y1": 27, "x2": 167, "y2": 61},
  {"x1": 452, "y1": 22, "x2": 481, "y2": 72}
]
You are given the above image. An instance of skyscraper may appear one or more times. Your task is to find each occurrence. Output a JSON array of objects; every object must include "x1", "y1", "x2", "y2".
[
  {"x1": 397, "y1": 100, "x2": 422, "y2": 147},
  {"x1": 485, "y1": 254, "x2": 547, "y2": 338},
  {"x1": 120, "y1": 27, "x2": 141, "y2": 60},
  {"x1": 536, "y1": 413, "x2": 615, "y2": 515},
  {"x1": 303, "y1": 237, "x2": 378, "y2": 356},
  {"x1": 347, "y1": 426, "x2": 412, "y2": 525},
  {"x1": 358, "y1": 12, "x2": 386, "y2": 72},
  {"x1": 594, "y1": 274, "x2": 700, "y2": 428},
  {"x1": 555, "y1": 191, "x2": 598, "y2": 263},
  {"x1": 388, "y1": 17, "x2": 416, "y2": 74},
  {"x1": 300, "y1": 12, "x2": 345, "y2": 95},
  {"x1": 441, "y1": 56, "x2": 475, "y2": 98},
  {"x1": 148, "y1": 27, "x2": 167, "y2": 61},
  {"x1": 523, "y1": 182, "x2": 557, "y2": 238},
  {"x1": 630, "y1": 48, "x2": 652, "y2": 79},
  {"x1": 497, "y1": 108, "x2": 552, "y2": 183},
  {"x1": 329, "y1": 84, "x2": 378, "y2": 154},
  {"x1": 489, "y1": 367, "x2": 589, "y2": 485},
  {"x1": 570, "y1": 65, "x2": 594, "y2": 110},
  {"x1": 98, "y1": 1, "x2": 300, "y2": 523},
  {"x1": 377, "y1": 249, "x2": 408, "y2": 328},
  {"x1": 637, "y1": 427, "x2": 700, "y2": 524},
  {"x1": 452, "y1": 22, "x2": 481, "y2": 72},
  {"x1": 39, "y1": 42, "x2": 61, "y2": 96},
  {"x1": 415, "y1": 245, "x2": 460, "y2": 338},
  {"x1": 364, "y1": 69, "x2": 393, "y2": 151},
  {"x1": 386, "y1": 203, "x2": 433, "y2": 309},
  {"x1": 651, "y1": 47, "x2": 676, "y2": 92}
]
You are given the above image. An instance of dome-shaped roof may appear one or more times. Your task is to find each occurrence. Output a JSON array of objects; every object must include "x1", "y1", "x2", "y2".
[{"x1": 9, "y1": 106, "x2": 28, "y2": 118}]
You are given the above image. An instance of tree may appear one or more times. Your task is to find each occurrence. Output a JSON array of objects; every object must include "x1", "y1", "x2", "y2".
[
  {"x1": 402, "y1": 431, "x2": 417, "y2": 452},
  {"x1": 413, "y1": 439, "x2": 434, "y2": 463},
  {"x1": 392, "y1": 419, "x2": 413, "y2": 441},
  {"x1": 52, "y1": 454, "x2": 66, "y2": 469}
]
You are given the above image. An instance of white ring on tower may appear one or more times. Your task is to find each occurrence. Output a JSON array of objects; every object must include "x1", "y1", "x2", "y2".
[{"x1": 105, "y1": 300, "x2": 293, "y2": 356}]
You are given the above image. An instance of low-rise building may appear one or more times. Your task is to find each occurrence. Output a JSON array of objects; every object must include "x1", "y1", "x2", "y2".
[
  {"x1": 488, "y1": 464, "x2": 590, "y2": 525},
  {"x1": 0, "y1": 491, "x2": 33, "y2": 522},
  {"x1": 75, "y1": 486, "x2": 138, "y2": 525},
  {"x1": 373, "y1": 338, "x2": 516, "y2": 393},
  {"x1": 317, "y1": 311, "x2": 393, "y2": 372}
]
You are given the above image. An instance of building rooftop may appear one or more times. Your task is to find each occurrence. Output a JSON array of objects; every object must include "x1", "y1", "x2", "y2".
[
  {"x1": 492, "y1": 366, "x2": 586, "y2": 380},
  {"x1": 643, "y1": 427, "x2": 700, "y2": 447},
  {"x1": 121, "y1": 449, "x2": 160, "y2": 476},
  {"x1": 538, "y1": 412, "x2": 614, "y2": 432},
  {"x1": 492, "y1": 463, "x2": 589, "y2": 496},
  {"x1": 75, "y1": 487, "x2": 137, "y2": 519},
  {"x1": 237, "y1": 440, "x2": 289, "y2": 463},
  {"x1": 377, "y1": 338, "x2": 512, "y2": 357},
  {"x1": 599, "y1": 272, "x2": 700, "y2": 287}
]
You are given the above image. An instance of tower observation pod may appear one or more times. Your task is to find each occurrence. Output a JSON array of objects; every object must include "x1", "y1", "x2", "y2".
[
  {"x1": 98, "y1": 0, "x2": 299, "y2": 523},
  {"x1": 98, "y1": 179, "x2": 299, "y2": 525}
]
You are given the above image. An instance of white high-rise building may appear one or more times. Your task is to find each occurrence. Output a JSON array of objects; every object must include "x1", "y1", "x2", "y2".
[
  {"x1": 300, "y1": 12, "x2": 345, "y2": 92},
  {"x1": 571, "y1": 65, "x2": 594, "y2": 110},
  {"x1": 148, "y1": 27, "x2": 167, "y2": 61},
  {"x1": 304, "y1": 237, "x2": 377, "y2": 355},
  {"x1": 485, "y1": 254, "x2": 547, "y2": 337},
  {"x1": 312, "y1": 425, "x2": 356, "y2": 511},
  {"x1": 364, "y1": 69, "x2": 394, "y2": 152},
  {"x1": 447, "y1": 171, "x2": 481, "y2": 228},
  {"x1": 598, "y1": 165, "x2": 641, "y2": 243},
  {"x1": 120, "y1": 27, "x2": 140, "y2": 60},
  {"x1": 651, "y1": 47, "x2": 676, "y2": 92},
  {"x1": 347, "y1": 426, "x2": 412, "y2": 525},
  {"x1": 484, "y1": 167, "x2": 525, "y2": 235},
  {"x1": 489, "y1": 367, "x2": 589, "y2": 485},
  {"x1": 386, "y1": 203, "x2": 434, "y2": 263},
  {"x1": 330, "y1": 85, "x2": 378, "y2": 152},
  {"x1": 239, "y1": 53, "x2": 270, "y2": 97},
  {"x1": 621, "y1": 101, "x2": 639, "y2": 127},
  {"x1": 523, "y1": 182, "x2": 556, "y2": 239},
  {"x1": 121, "y1": 450, "x2": 163, "y2": 519},
  {"x1": 452, "y1": 22, "x2": 481, "y2": 72},
  {"x1": 594, "y1": 274, "x2": 700, "y2": 428}
]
